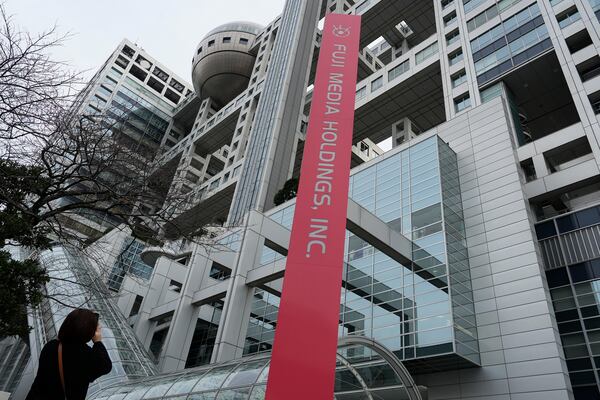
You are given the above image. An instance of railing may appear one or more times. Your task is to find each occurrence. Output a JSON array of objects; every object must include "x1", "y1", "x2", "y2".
[{"x1": 539, "y1": 224, "x2": 600, "y2": 269}]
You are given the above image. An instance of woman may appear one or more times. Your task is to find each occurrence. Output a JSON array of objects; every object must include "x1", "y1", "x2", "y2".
[{"x1": 26, "y1": 308, "x2": 112, "y2": 400}]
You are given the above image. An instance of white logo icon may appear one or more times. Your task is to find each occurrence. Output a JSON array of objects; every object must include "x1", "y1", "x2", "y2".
[{"x1": 332, "y1": 25, "x2": 351, "y2": 38}]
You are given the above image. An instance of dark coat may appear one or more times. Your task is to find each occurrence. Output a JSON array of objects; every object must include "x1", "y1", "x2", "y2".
[{"x1": 26, "y1": 339, "x2": 112, "y2": 400}]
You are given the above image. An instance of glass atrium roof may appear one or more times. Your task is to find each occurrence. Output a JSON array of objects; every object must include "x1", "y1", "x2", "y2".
[{"x1": 89, "y1": 339, "x2": 426, "y2": 400}]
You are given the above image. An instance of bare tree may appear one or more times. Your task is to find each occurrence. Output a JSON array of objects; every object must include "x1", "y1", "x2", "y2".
[
  {"x1": 0, "y1": 4, "x2": 213, "y2": 336},
  {"x1": 0, "y1": 3, "x2": 79, "y2": 147}
]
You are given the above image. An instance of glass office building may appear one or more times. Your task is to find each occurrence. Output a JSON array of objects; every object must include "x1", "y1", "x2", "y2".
[
  {"x1": 536, "y1": 205, "x2": 600, "y2": 398},
  {"x1": 246, "y1": 137, "x2": 479, "y2": 370}
]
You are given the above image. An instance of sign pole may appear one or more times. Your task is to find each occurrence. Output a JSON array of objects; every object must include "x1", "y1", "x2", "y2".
[{"x1": 265, "y1": 13, "x2": 362, "y2": 400}]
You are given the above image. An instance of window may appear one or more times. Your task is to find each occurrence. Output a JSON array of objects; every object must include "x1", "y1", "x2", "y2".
[
  {"x1": 454, "y1": 94, "x2": 471, "y2": 112},
  {"x1": 129, "y1": 64, "x2": 148, "y2": 82},
  {"x1": 84, "y1": 104, "x2": 101, "y2": 115},
  {"x1": 480, "y1": 82, "x2": 503, "y2": 103},
  {"x1": 441, "y1": 0, "x2": 454, "y2": 9},
  {"x1": 147, "y1": 77, "x2": 165, "y2": 93},
  {"x1": 557, "y1": 8, "x2": 581, "y2": 29},
  {"x1": 470, "y1": 4, "x2": 541, "y2": 53},
  {"x1": 129, "y1": 295, "x2": 144, "y2": 317},
  {"x1": 169, "y1": 280, "x2": 183, "y2": 293},
  {"x1": 356, "y1": 86, "x2": 367, "y2": 100},
  {"x1": 93, "y1": 95, "x2": 107, "y2": 106},
  {"x1": 566, "y1": 29, "x2": 593, "y2": 53},
  {"x1": 152, "y1": 66, "x2": 169, "y2": 82},
  {"x1": 223, "y1": 37, "x2": 231, "y2": 43},
  {"x1": 115, "y1": 55, "x2": 129, "y2": 69},
  {"x1": 371, "y1": 76, "x2": 383, "y2": 91},
  {"x1": 97, "y1": 84, "x2": 113, "y2": 98},
  {"x1": 105, "y1": 74, "x2": 118, "y2": 85},
  {"x1": 508, "y1": 25, "x2": 549, "y2": 56},
  {"x1": 149, "y1": 328, "x2": 168, "y2": 359},
  {"x1": 589, "y1": 0, "x2": 600, "y2": 12},
  {"x1": 209, "y1": 178, "x2": 221, "y2": 191},
  {"x1": 590, "y1": 90, "x2": 600, "y2": 114},
  {"x1": 474, "y1": 45, "x2": 510, "y2": 75},
  {"x1": 463, "y1": 0, "x2": 487, "y2": 14},
  {"x1": 197, "y1": 46, "x2": 203, "y2": 54},
  {"x1": 467, "y1": 5, "x2": 499, "y2": 32},
  {"x1": 240, "y1": 37, "x2": 249, "y2": 45},
  {"x1": 446, "y1": 29, "x2": 460, "y2": 45},
  {"x1": 388, "y1": 60, "x2": 409, "y2": 81},
  {"x1": 415, "y1": 42, "x2": 438, "y2": 64},
  {"x1": 169, "y1": 78, "x2": 185, "y2": 93},
  {"x1": 503, "y1": 3, "x2": 541, "y2": 33},
  {"x1": 356, "y1": 0, "x2": 372, "y2": 14},
  {"x1": 444, "y1": 11, "x2": 457, "y2": 26},
  {"x1": 164, "y1": 88, "x2": 181, "y2": 104},
  {"x1": 209, "y1": 262, "x2": 232, "y2": 280},
  {"x1": 448, "y1": 49, "x2": 464, "y2": 66},
  {"x1": 110, "y1": 66, "x2": 123, "y2": 76},
  {"x1": 122, "y1": 45, "x2": 135, "y2": 58},
  {"x1": 136, "y1": 54, "x2": 152, "y2": 70},
  {"x1": 185, "y1": 302, "x2": 223, "y2": 368},
  {"x1": 577, "y1": 55, "x2": 600, "y2": 82},
  {"x1": 497, "y1": 0, "x2": 520, "y2": 13},
  {"x1": 208, "y1": 40, "x2": 215, "y2": 47},
  {"x1": 451, "y1": 70, "x2": 467, "y2": 87}
]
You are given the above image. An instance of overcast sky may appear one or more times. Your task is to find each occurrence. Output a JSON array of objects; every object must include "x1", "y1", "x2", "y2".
[
  {"x1": 6, "y1": 1, "x2": 393, "y2": 150},
  {"x1": 6, "y1": 0, "x2": 286, "y2": 83}
]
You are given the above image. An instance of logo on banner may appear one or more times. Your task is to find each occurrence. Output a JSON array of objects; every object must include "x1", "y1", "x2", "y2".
[{"x1": 332, "y1": 25, "x2": 351, "y2": 38}]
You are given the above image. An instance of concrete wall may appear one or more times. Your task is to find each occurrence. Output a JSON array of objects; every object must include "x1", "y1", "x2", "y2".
[{"x1": 414, "y1": 98, "x2": 574, "y2": 399}]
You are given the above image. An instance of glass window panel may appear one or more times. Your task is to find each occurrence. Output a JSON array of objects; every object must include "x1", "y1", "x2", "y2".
[
  {"x1": 107, "y1": 394, "x2": 128, "y2": 400},
  {"x1": 570, "y1": 263, "x2": 593, "y2": 283},
  {"x1": 188, "y1": 392, "x2": 218, "y2": 399},
  {"x1": 576, "y1": 207, "x2": 600, "y2": 228},
  {"x1": 191, "y1": 365, "x2": 235, "y2": 391},
  {"x1": 334, "y1": 368, "x2": 364, "y2": 392},
  {"x1": 122, "y1": 386, "x2": 153, "y2": 400},
  {"x1": 564, "y1": 344, "x2": 589, "y2": 358},
  {"x1": 588, "y1": 330, "x2": 600, "y2": 343},
  {"x1": 142, "y1": 380, "x2": 178, "y2": 398},
  {"x1": 355, "y1": 363, "x2": 402, "y2": 388},
  {"x1": 553, "y1": 298, "x2": 577, "y2": 311},
  {"x1": 216, "y1": 388, "x2": 251, "y2": 399},
  {"x1": 552, "y1": 287, "x2": 574, "y2": 300},
  {"x1": 371, "y1": 76, "x2": 383, "y2": 91},
  {"x1": 249, "y1": 385, "x2": 266, "y2": 400},
  {"x1": 415, "y1": 301, "x2": 450, "y2": 318},
  {"x1": 165, "y1": 375, "x2": 203, "y2": 395},
  {"x1": 222, "y1": 360, "x2": 269, "y2": 388}
]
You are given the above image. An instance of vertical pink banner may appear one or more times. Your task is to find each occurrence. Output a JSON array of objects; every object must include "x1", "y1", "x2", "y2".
[{"x1": 265, "y1": 13, "x2": 361, "y2": 400}]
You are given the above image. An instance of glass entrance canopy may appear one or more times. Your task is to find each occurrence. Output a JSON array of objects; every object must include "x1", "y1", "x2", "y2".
[{"x1": 88, "y1": 338, "x2": 427, "y2": 400}]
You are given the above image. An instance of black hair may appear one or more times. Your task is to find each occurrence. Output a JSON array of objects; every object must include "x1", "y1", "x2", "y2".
[{"x1": 58, "y1": 309, "x2": 99, "y2": 343}]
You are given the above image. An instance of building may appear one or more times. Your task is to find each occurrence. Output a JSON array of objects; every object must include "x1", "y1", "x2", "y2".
[
  {"x1": 8, "y1": 0, "x2": 600, "y2": 398},
  {"x1": 58, "y1": 38, "x2": 194, "y2": 241}
]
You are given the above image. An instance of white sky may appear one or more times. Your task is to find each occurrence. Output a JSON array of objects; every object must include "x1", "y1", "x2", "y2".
[
  {"x1": 6, "y1": 0, "x2": 286, "y2": 83},
  {"x1": 7, "y1": 1, "x2": 394, "y2": 151}
]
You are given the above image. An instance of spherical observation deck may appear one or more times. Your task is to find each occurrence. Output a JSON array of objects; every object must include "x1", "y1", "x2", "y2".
[{"x1": 192, "y1": 21, "x2": 263, "y2": 108}]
